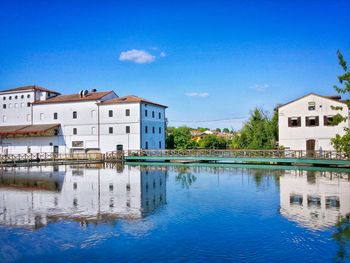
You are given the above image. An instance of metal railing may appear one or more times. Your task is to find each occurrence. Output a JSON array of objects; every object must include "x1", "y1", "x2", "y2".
[
  {"x1": 109, "y1": 149, "x2": 349, "y2": 160},
  {"x1": 0, "y1": 152, "x2": 104, "y2": 164}
]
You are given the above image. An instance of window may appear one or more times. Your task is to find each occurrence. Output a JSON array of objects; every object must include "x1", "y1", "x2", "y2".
[
  {"x1": 15, "y1": 95, "x2": 18, "y2": 99},
  {"x1": 288, "y1": 117, "x2": 301, "y2": 127},
  {"x1": 145, "y1": 126, "x2": 148, "y2": 133},
  {"x1": 145, "y1": 141, "x2": 148, "y2": 149},
  {"x1": 109, "y1": 127, "x2": 113, "y2": 134},
  {"x1": 308, "y1": 101, "x2": 316, "y2": 111},
  {"x1": 159, "y1": 127, "x2": 161, "y2": 134},
  {"x1": 145, "y1": 109, "x2": 148, "y2": 117},
  {"x1": 14, "y1": 103, "x2": 18, "y2": 108},
  {"x1": 2, "y1": 104, "x2": 5, "y2": 109},
  {"x1": 27, "y1": 102, "x2": 30, "y2": 107},
  {"x1": 159, "y1": 112, "x2": 161, "y2": 119},
  {"x1": 27, "y1": 94, "x2": 30, "y2": 98},
  {"x1": 91, "y1": 127, "x2": 96, "y2": 135},
  {"x1": 152, "y1": 111, "x2": 155, "y2": 118},
  {"x1": 2, "y1": 115, "x2": 6, "y2": 123},
  {"x1": 126, "y1": 126, "x2": 130, "y2": 133},
  {"x1": 152, "y1": 126, "x2": 155, "y2": 134},
  {"x1": 73, "y1": 111, "x2": 77, "y2": 119},
  {"x1": 73, "y1": 128, "x2": 77, "y2": 135},
  {"x1": 109, "y1": 110, "x2": 113, "y2": 117},
  {"x1": 21, "y1": 95, "x2": 24, "y2": 99},
  {"x1": 73, "y1": 182, "x2": 77, "y2": 190},
  {"x1": 109, "y1": 184, "x2": 114, "y2": 192},
  {"x1": 27, "y1": 147, "x2": 31, "y2": 154},
  {"x1": 9, "y1": 96, "x2": 11, "y2": 100},
  {"x1": 159, "y1": 141, "x2": 162, "y2": 148},
  {"x1": 126, "y1": 109, "x2": 130, "y2": 116},
  {"x1": 40, "y1": 113, "x2": 44, "y2": 120},
  {"x1": 324, "y1": 116, "x2": 335, "y2": 126},
  {"x1": 2, "y1": 97, "x2": 5, "y2": 101},
  {"x1": 54, "y1": 129, "x2": 59, "y2": 135},
  {"x1": 306, "y1": 116, "x2": 319, "y2": 127},
  {"x1": 72, "y1": 141, "x2": 83, "y2": 147},
  {"x1": 54, "y1": 112, "x2": 58, "y2": 119}
]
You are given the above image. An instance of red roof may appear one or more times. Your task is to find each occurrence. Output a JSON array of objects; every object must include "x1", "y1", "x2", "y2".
[
  {"x1": 1, "y1": 85, "x2": 61, "y2": 95},
  {"x1": 0, "y1": 124, "x2": 60, "y2": 135},
  {"x1": 98, "y1": 95, "x2": 167, "y2": 108},
  {"x1": 33, "y1": 91, "x2": 113, "y2": 105}
]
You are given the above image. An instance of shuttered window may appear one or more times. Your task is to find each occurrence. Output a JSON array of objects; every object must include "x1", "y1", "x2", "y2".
[
  {"x1": 305, "y1": 116, "x2": 319, "y2": 127},
  {"x1": 288, "y1": 117, "x2": 301, "y2": 127}
]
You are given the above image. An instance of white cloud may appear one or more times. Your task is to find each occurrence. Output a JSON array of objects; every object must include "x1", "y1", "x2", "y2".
[
  {"x1": 185, "y1": 92, "x2": 209, "y2": 97},
  {"x1": 119, "y1": 49, "x2": 156, "y2": 64},
  {"x1": 160, "y1": 51, "x2": 166, "y2": 57},
  {"x1": 249, "y1": 84, "x2": 269, "y2": 92}
]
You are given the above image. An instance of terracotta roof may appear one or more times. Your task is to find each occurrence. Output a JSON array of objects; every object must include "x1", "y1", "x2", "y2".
[
  {"x1": 33, "y1": 91, "x2": 113, "y2": 105},
  {"x1": 0, "y1": 85, "x2": 61, "y2": 95},
  {"x1": 0, "y1": 124, "x2": 60, "y2": 135},
  {"x1": 278, "y1": 93, "x2": 348, "y2": 109},
  {"x1": 98, "y1": 95, "x2": 167, "y2": 108}
]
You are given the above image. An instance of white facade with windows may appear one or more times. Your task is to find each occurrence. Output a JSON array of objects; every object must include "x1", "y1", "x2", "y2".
[
  {"x1": 278, "y1": 93, "x2": 349, "y2": 151},
  {"x1": 0, "y1": 86, "x2": 167, "y2": 154}
]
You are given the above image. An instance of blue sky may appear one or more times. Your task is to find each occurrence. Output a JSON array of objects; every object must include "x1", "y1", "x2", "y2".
[{"x1": 1, "y1": 0, "x2": 349, "y2": 129}]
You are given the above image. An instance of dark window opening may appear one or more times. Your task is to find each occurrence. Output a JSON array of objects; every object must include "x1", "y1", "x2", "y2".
[
  {"x1": 126, "y1": 126, "x2": 130, "y2": 133},
  {"x1": 159, "y1": 127, "x2": 162, "y2": 134},
  {"x1": 73, "y1": 128, "x2": 77, "y2": 135},
  {"x1": 159, "y1": 112, "x2": 161, "y2": 119},
  {"x1": 125, "y1": 109, "x2": 130, "y2": 116},
  {"x1": 152, "y1": 126, "x2": 155, "y2": 133},
  {"x1": 306, "y1": 116, "x2": 319, "y2": 127},
  {"x1": 73, "y1": 111, "x2": 77, "y2": 119},
  {"x1": 53, "y1": 112, "x2": 58, "y2": 119},
  {"x1": 152, "y1": 111, "x2": 155, "y2": 118},
  {"x1": 288, "y1": 117, "x2": 301, "y2": 127},
  {"x1": 145, "y1": 110, "x2": 148, "y2": 117},
  {"x1": 145, "y1": 126, "x2": 148, "y2": 133},
  {"x1": 2, "y1": 104, "x2": 6, "y2": 109},
  {"x1": 109, "y1": 110, "x2": 113, "y2": 117},
  {"x1": 109, "y1": 127, "x2": 113, "y2": 134}
]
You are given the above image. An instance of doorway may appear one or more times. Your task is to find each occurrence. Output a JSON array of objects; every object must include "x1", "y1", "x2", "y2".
[{"x1": 306, "y1": 139, "x2": 315, "y2": 157}]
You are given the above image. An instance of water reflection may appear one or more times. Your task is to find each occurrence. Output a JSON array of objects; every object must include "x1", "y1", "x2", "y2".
[
  {"x1": 280, "y1": 170, "x2": 350, "y2": 230},
  {"x1": 0, "y1": 164, "x2": 167, "y2": 229}
]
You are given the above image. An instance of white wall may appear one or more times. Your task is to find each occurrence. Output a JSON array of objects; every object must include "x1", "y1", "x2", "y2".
[
  {"x1": 278, "y1": 94, "x2": 349, "y2": 150},
  {"x1": 99, "y1": 102, "x2": 141, "y2": 151}
]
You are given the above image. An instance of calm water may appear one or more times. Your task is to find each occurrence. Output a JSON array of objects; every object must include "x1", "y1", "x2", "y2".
[{"x1": 0, "y1": 163, "x2": 349, "y2": 263}]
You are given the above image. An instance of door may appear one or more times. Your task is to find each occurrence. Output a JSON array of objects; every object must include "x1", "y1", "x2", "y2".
[
  {"x1": 116, "y1": 144, "x2": 123, "y2": 151},
  {"x1": 53, "y1": 146, "x2": 59, "y2": 153},
  {"x1": 306, "y1": 139, "x2": 315, "y2": 157}
]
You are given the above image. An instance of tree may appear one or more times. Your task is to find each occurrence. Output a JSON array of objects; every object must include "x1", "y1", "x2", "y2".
[
  {"x1": 166, "y1": 126, "x2": 197, "y2": 149},
  {"x1": 330, "y1": 50, "x2": 350, "y2": 156},
  {"x1": 223, "y1": 128, "x2": 230, "y2": 133},
  {"x1": 198, "y1": 134, "x2": 227, "y2": 149},
  {"x1": 215, "y1": 128, "x2": 221, "y2": 133},
  {"x1": 231, "y1": 107, "x2": 278, "y2": 149}
]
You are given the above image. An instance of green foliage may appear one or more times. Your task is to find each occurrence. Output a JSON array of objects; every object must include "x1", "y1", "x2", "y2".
[
  {"x1": 331, "y1": 51, "x2": 350, "y2": 156},
  {"x1": 166, "y1": 126, "x2": 197, "y2": 149},
  {"x1": 215, "y1": 128, "x2": 221, "y2": 132},
  {"x1": 223, "y1": 128, "x2": 230, "y2": 133},
  {"x1": 197, "y1": 127, "x2": 209, "y2": 132},
  {"x1": 198, "y1": 134, "x2": 227, "y2": 149},
  {"x1": 231, "y1": 108, "x2": 278, "y2": 149}
]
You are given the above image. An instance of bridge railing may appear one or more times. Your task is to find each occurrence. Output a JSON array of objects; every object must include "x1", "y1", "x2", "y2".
[
  {"x1": 122, "y1": 149, "x2": 349, "y2": 160},
  {"x1": 0, "y1": 152, "x2": 104, "y2": 164}
]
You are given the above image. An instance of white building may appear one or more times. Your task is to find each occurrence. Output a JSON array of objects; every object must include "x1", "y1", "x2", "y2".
[
  {"x1": 0, "y1": 85, "x2": 167, "y2": 154},
  {"x1": 0, "y1": 164, "x2": 167, "y2": 228},
  {"x1": 278, "y1": 93, "x2": 349, "y2": 151},
  {"x1": 280, "y1": 170, "x2": 350, "y2": 230}
]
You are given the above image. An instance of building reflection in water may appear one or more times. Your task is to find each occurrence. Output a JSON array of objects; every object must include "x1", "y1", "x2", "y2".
[
  {"x1": 0, "y1": 164, "x2": 167, "y2": 229},
  {"x1": 280, "y1": 170, "x2": 350, "y2": 230}
]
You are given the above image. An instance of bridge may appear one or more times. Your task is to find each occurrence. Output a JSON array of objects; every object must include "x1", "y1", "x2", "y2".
[{"x1": 105, "y1": 149, "x2": 350, "y2": 167}]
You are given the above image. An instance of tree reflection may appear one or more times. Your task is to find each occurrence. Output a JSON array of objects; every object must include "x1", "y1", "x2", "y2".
[
  {"x1": 175, "y1": 167, "x2": 197, "y2": 189},
  {"x1": 333, "y1": 213, "x2": 350, "y2": 262}
]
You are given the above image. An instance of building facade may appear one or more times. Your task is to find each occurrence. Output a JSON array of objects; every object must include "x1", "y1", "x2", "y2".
[
  {"x1": 278, "y1": 93, "x2": 349, "y2": 151},
  {"x1": 0, "y1": 86, "x2": 167, "y2": 154}
]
